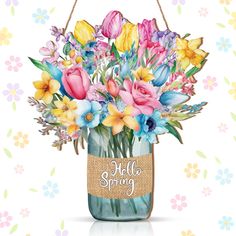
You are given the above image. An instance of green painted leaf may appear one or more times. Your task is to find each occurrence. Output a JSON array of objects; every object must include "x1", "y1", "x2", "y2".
[
  {"x1": 234, "y1": 136, "x2": 236, "y2": 142},
  {"x1": 50, "y1": 167, "x2": 56, "y2": 176},
  {"x1": 111, "y1": 43, "x2": 120, "y2": 61},
  {"x1": 167, "y1": 120, "x2": 183, "y2": 130},
  {"x1": 215, "y1": 157, "x2": 222, "y2": 165},
  {"x1": 12, "y1": 102, "x2": 16, "y2": 111},
  {"x1": 9, "y1": 224, "x2": 18, "y2": 234},
  {"x1": 168, "y1": 112, "x2": 195, "y2": 121},
  {"x1": 183, "y1": 33, "x2": 191, "y2": 39},
  {"x1": 7, "y1": 129, "x2": 12, "y2": 138},
  {"x1": 196, "y1": 150, "x2": 207, "y2": 159},
  {"x1": 10, "y1": 6, "x2": 15, "y2": 16},
  {"x1": 216, "y1": 23, "x2": 225, "y2": 28},
  {"x1": 50, "y1": 7, "x2": 56, "y2": 13},
  {"x1": 233, "y1": 51, "x2": 236, "y2": 57},
  {"x1": 60, "y1": 220, "x2": 64, "y2": 230},
  {"x1": 3, "y1": 148, "x2": 12, "y2": 158},
  {"x1": 224, "y1": 77, "x2": 230, "y2": 85},
  {"x1": 28, "y1": 57, "x2": 49, "y2": 72},
  {"x1": 165, "y1": 123, "x2": 183, "y2": 144},
  {"x1": 186, "y1": 60, "x2": 207, "y2": 78},
  {"x1": 231, "y1": 112, "x2": 236, "y2": 122},
  {"x1": 29, "y1": 188, "x2": 38, "y2": 192},
  {"x1": 203, "y1": 169, "x2": 208, "y2": 179},
  {"x1": 224, "y1": 7, "x2": 230, "y2": 15},
  {"x1": 4, "y1": 189, "x2": 8, "y2": 199},
  {"x1": 177, "y1": 5, "x2": 182, "y2": 15},
  {"x1": 63, "y1": 43, "x2": 71, "y2": 56}
]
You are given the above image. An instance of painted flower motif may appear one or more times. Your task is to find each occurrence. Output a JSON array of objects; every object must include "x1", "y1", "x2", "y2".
[
  {"x1": 133, "y1": 67, "x2": 154, "y2": 82},
  {"x1": 55, "y1": 230, "x2": 69, "y2": 236},
  {"x1": 219, "y1": 216, "x2": 234, "y2": 230},
  {"x1": 15, "y1": 164, "x2": 24, "y2": 174},
  {"x1": 220, "y1": 0, "x2": 232, "y2": 4},
  {"x1": 39, "y1": 41, "x2": 60, "y2": 64},
  {"x1": 216, "y1": 37, "x2": 232, "y2": 52},
  {"x1": 184, "y1": 163, "x2": 200, "y2": 179},
  {"x1": 199, "y1": 8, "x2": 208, "y2": 17},
  {"x1": 216, "y1": 168, "x2": 233, "y2": 185},
  {"x1": 0, "y1": 211, "x2": 12, "y2": 228},
  {"x1": 20, "y1": 208, "x2": 30, "y2": 218},
  {"x1": 32, "y1": 9, "x2": 49, "y2": 24},
  {"x1": 172, "y1": 0, "x2": 186, "y2": 5},
  {"x1": 5, "y1": 0, "x2": 19, "y2": 6},
  {"x1": 218, "y1": 123, "x2": 228, "y2": 133},
  {"x1": 13, "y1": 132, "x2": 29, "y2": 148},
  {"x1": 181, "y1": 230, "x2": 195, "y2": 236},
  {"x1": 203, "y1": 76, "x2": 218, "y2": 90},
  {"x1": 2, "y1": 83, "x2": 23, "y2": 102},
  {"x1": 5, "y1": 56, "x2": 23, "y2": 72},
  {"x1": 0, "y1": 27, "x2": 12, "y2": 45},
  {"x1": 76, "y1": 100, "x2": 102, "y2": 128},
  {"x1": 229, "y1": 13, "x2": 236, "y2": 29},
  {"x1": 229, "y1": 82, "x2": 236, "y2": 99},
  {"x1": 202, "y1": 187, "x2": 212, "y2": 197},
  {"x1": 170, "y1": 194, "x2": 187, "y2": 211},
  {"x1": 42, "y1": 181, "x2": 59, "y2": 198},
  {"x1": 87, "y1": 83, "x2": 106, "y2": 102}
]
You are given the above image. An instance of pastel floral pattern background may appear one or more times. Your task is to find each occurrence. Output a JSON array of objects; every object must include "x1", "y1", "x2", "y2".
[{"x1": 0, "y1": 0, "x2": 236, "y2": 235}]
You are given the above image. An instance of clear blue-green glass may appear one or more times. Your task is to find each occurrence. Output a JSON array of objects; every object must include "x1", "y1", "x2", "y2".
[{"x1": 88, "y1": 130, "x2": 154, "y2": 221}]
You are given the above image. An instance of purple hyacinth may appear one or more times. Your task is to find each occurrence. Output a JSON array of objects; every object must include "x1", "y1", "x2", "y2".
[
  {"x1": 51, "y1": 26, "x2": 64, "y2": 42},
  {"x1": 5, "y1": 0, "x2": 19, "y2": 6}
]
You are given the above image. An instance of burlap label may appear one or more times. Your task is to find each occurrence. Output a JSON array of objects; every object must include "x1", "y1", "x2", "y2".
[{"x1": 87, "y1": 154, "x2": 153, "y2": 199}]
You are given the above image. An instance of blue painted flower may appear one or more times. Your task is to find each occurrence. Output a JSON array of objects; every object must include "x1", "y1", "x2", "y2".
[
  {"x1": 219, "y1": 216, "x2": 234, "y2": 230},
  {"x1": 83, "y1": 61, "x2": 96, "y2": 75},
  {"x1": 153, "y1": 64, "x2": 171, "y2": 87},
  {"x1": 76, "y1": 100, "x2": 102, "y2": 128},
  {"x1": 160, "y1": 91, "x2": 190, "y2": 106},
  {"x1": 42, "y1": 181, "x2": 59, "y2": 198},
  {"x1": 134, "y1": 110, "x2": 168, "y2": 143},
  {"x1": 32, "y1": 9, "x2": 49, "y2": 24},
  {"x1": 216, "y1": 37, "x2": 232, "y2": 52},
  {"x1": 215, "y1": 168, "x2": 233, "y2": 185}
]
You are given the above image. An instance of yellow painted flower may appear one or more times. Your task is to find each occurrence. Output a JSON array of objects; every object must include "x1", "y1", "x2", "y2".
[
  {"x1": 133, "y1": 67, "x2": 154, "y2": 82},
  {"x1": 228, "y1": 12, "x2": 236, "y2": 29},
  {"x1": 181, "y1": 230, "x2": 195, "y2": 236},
  {"x1": 176, "y1": 37, "x2": 208, "y2": 70},
  {"x1": 33, "y1": 71, "x2": 60, "y2": 104},
  {"x1": 74, "y1": 20, "x2": 95, "y2": 46},
  {"x1": 0, "y1": 27, "x2": 12, "y2": 46},
  {"x1": 13, "y1": 132, "x2": 29, "y2": 148},
  {"x1": 184, "y1": 163, "x2": 200, "y2": 179},
  {"x1": 229, "y1": 82, "x2": 236, "y2": 99},
  {"x1": 102, "y1": 104, "x2": 139, "y2": 135},
  {"x1": 220, "y1": 0, "x2": 232, "y2": 4},
  {"x1": 58, "y1": 110, "x2": 79, "y2": 134},
  {"x1": 115, "y1": 22, "x2": 139, "y2": 52}
]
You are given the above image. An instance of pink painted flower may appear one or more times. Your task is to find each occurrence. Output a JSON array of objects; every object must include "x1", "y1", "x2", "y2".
[
  {"x1": 39, "y1": 41, "x2": 60, "y2": 64},
  {"x1": 55, "y1": 229, "x2": 69, "y2": 236},
  {"x1": 5, "y1": 56, "x2": 22, "y2": 72},
  {"x1": 20, "y1": 208, "x2": 30, "y2": 218},
  {"x1": 87, "y1": 83, "x2": 106, "y2": 101},
  {"x1": 95, "y1": 41, "x2": 112, "y2": 61},
  {"x1": 119, "y1": 79, "x2": 161, "y2": 115},
  {"x1": 0, "y1": 211, "x2": 12, "y2": 228},
  {"x1": 199, "y1": 8, "x2": 208, "y2": 17},
  {"x1": 101, "y1": 10, "x2": 123, "y2": 39},
  {"x1": 218, "y1": 123, "x2": 228, "y2": 133},
  {"x1": 15, "y1": 164, "x2": 24, "y2": 174},
  {"x1": 203, "y1": 76, "x2": 218, "y2": 90},
  {"x1": 170, "y1": 194, "x2": 187, "y2": 211},
  {"x1": 106, "y1": 78, "x2": 120, "y2": 97},
  {"x1": 202, "y1": 187, "x2": 212, "y2": 197}
]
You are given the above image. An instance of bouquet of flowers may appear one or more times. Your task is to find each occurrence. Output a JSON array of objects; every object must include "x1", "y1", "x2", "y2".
[{"x1": 29, "y1": 10, "x2": 208, "y2": 155}]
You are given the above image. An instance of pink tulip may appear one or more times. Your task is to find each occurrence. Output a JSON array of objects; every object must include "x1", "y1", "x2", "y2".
[
  {"x1": 101, "y1": 10, "x2": 123, "y2": 39},
  {"x1": 119, "y1": 79, "x2": 161, "y2": 115},
  {"x1": 62, "y1": 66, "x2": 90, "y2": 100},
  {"x1": 138, "y1": 19, "x2": 158, "y2": 45},
  {"x1": 106, "y1": 78, "x2": 120, "y2": 97}
]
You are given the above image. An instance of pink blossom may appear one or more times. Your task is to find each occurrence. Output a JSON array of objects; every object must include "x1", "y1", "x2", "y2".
[
  {"x1": 15, "y1": 164, "x2": 24, "y2": 174},
  {"x1": 119, "y1": 79, "x2": 161, "y2": 115},
  {"x1": 20, "y1": 208, "x2": 30, "y2": 218},
  {"x1": 170, "y1": 194, "x2": 187, "y2": 211},
  {"x1": 0, "y1": 211, "x2": 12, "y2": 228},
  {"x1": 202, "y1": 187, "x2": 212, "y2": 197},
  {"x1": 203, "y1": 76, "x2": 218, "y2": 91},
  {"x1": 218, "y1": 123, "x2": 228, "y2": 133},
  {"x1": 87, "y1": 83, "x2": 106, "y2": 102},
  {"x1": 199, "y1": 8, "x2": 208, "y2": 17},
  {"x1": 5, "y1": 56, "x2": 22, "y2": 72},
  {"x1": 39, "y1": 41, "x2": 60, "y2": 64}
]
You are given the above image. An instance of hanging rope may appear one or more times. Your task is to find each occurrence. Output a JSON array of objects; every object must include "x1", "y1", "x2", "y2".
[{"x1": 63, "y1": 0, "x2": 170, "y2": 34}]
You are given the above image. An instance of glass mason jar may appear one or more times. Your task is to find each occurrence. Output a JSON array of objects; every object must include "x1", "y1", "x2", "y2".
[{"x1": 87, "y1": 128, "x2": 154, "y2": 221}]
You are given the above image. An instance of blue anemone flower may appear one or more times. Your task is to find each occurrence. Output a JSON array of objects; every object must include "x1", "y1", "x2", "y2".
[
  {"x1": 134, "y1": 110, "x2": 168, "y2": 143},
  {"x1": 76, "y1": 100, "x2": 102, "y2": 128}
]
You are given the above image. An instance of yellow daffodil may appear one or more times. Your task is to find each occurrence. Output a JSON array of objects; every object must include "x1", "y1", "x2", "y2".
[
  {"x1": 115, "y1": 22, "x2": 139, "y2": 52},
  {"x1": 58, "y1": 110, "x2": 79, "y2": 134},
  {"x1": 229, "y1": 82, "x2": 236, "y2": 99},
  {"x1": 74, "y1": 20, "x2": 95, "y2": 46},
  {"x1": 33, "y1": 71, "x2": 60, "y2": 104},
  {"x1": 133, "y1": 67, "x2": 154, "y2": 82},
  {"x1": 176, "y1": 37, "x2": 208, "y2": 70},
  {"x1": 52, "y1": 96, "x2": 77, "y2": 117},
  {"x1": 102, "y1": 103, "x2": 139, "y2": 135},
  {"x1": 228, "y1": 12, "x2": 236, "y2": 29}
]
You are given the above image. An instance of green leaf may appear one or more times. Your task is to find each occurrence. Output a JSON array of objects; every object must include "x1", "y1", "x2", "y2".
[
  {"x1": 196, "y1": 150, "x2": 207, "y2": 159},
  {"x1": 7, "y1": 129, "x2": 12, "y2": 138},
  {"x1": 224, "y1": 77, "x2": 230, "y2": 85},
  {"x1": 168, "y1": 112, "x2": 195, "y2": 121},
  {"x1": 50, "y1": 7, "x2": 56, "y2": 14},
  {"x1": 231, "y1": 113, "x2": 236, "y2": 122},
  {"x1": 203, "y1": 169, "x2": 208, "y2": 179},
  {"x1": 183, "y1": 33, "x2": 191, "y2": 39},
  {"x1": 224, "y1": 7, "x2": 230, "y2": 15},
  {"x1": 165, "y1": 123, "x2": 183, "y2": 144},
  {"x1": 9, "y1": 224, "x2": 18, "y2": 234},
  {"x1": 29, "y1": 188, "x2": 38, "y2": 192},
  {"x1": 215, "y1": 157, "x2": 222, "y2": 165},
  {"x1": 233, "y1": 50, "x2": 236, "y2": 57},
  {"x1": 234, "y1": 136, "x2": 236, "y2": 142},
  {"x1": 216, "y1": 23, "x2": 226, "y2": 28},
  {"x1": 28, "y1": 57, "x2": 49, "y2": 72},
  {"x1": 111, "y1": 43, "x2": 120, "y2": 61},
  {"x1": 171, "y1": 61, "x2": 177, "y2": 73},
  {"x1": 186, "y1": 60, "x2": 207, "y2": 78},
  {"x1": 167, "y1": 120, "x2": 183, "y2": 130},
  {"x1": 60, "y1": 220, "x2": 64, "y2": 230},
  {"x1": 10, "y1": 6, "x2": 15, "y2": 16},
  {"x1": 177, "y1": 5, "x2": 182, "y2": 15},
  {"x1": 50, "y1": 167, "x2": 56, "y2": 176},
  {"x1": 4, "y1": 189, "x2": 8, "y2": 199},
  {"x1": 12, "y1": 102, "x2": 16, "y2": 111},
  {"x1": 3, "y1": 148, "x2": 12, "y2": 158},
  {"x1": 63, "y1": 43, "x2": 71, "y2": 56}
]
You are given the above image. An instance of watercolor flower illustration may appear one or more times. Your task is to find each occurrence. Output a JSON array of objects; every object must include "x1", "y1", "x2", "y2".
[
  {"x1": 203, "y1": 76, "x2": 218, "y2": 91},
  {"x1": 2, "y1": 83, "x2": 23, "y2": 102},
  {"x1": 228, "y1": 82, "x2": 236, "y2": 99},
  {"x1": 184, "y1": 163, "x2": 200, "y2": 179},
  {"x1": 15, "y1": 164, "x2": 24, "y2": 174},
  {"x1": 0, "y1": 27, "x2": 12, "y2": 45},
  {"x1": 216, "y1": 37, "x2": 232, "y2": 52},
  {"x1": 55, "y1": 230, "x2": 69, "y2": 236},
  {"x1": 5, "y1": 56, "x2": 23, "y2": 72},
  {"x1": 218, "y1": 123, "x2": 228, "y2": 133},
  {"x1": 170, "y1": 194, "x2": 187, "y2": 211},
  {"x1": 42, "y1": 181, "x2": 59, "y2": 198},
  {"x1": 215, "y1": 168, "x2": 233, "y2": 185},
  {"x1": 220, "y1": 0, "x2": 232, "y2": 4},
  {"x1": 20, "y1": 208, "x2": 30, "y2": 218},
  {"x1": 219, "y1": 216, "x2": 234, "y2": 230},
  {"x1": 172, "y1": 0, "x2": 186, "y2": 5},
  {"x1": 13, "y1": 132, "x2": 29, "y2": 148},
  {"x1": 0, "y1": 211, "x2": 13, "y2": 228},
  {"x1": 199, "y1": 8, "x2": 208, "y2": 17},
  {"x1": 181, "y1": 230, "x2": 195, "y2": 236},
  {"x1": 228, "y1": 12, "x2": 236, "y2": 29},
  {"x1": 5, "y1": 0, "x2": 19, "y2": 6},
  {"x1": 32, "y1": 8, "x2": 49, "y2": 24},
  {"x1": 202, "y1": 187, "x2": 212, "y2": 197}
]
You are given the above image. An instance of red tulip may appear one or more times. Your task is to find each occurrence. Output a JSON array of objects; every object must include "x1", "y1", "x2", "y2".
[{"x1": 106, "y1": 78, "x2": 120, "y2": 97}]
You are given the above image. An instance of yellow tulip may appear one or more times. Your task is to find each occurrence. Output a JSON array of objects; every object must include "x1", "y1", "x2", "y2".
[
  {"x1": 74, "y1": 20, "x2": 95, "y2": 46},
  {"x1": 115, "y1": 22, "x2": 139, "y2": 52}
]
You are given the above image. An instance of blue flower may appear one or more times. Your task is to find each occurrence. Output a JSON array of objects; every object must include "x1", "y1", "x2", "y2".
[
  {"x1": 219, "y1": 216, "x2": 234, "y2": 231},
  {"x1": 42, "y1": 181, "x2": 59, "y2": 198},
  {"x1": 215, "y1": 168, "x2": 233, "y2": 185},
  {"x1": 134, "y1": 110, "x2": 168, "y2": 143},
  {"x1": 32, "y1": 8, "x2": 49, "y2": 24},
  {"x1": 160, "y1": 91, "x2": 190, "y2": 106},
  {"x1": 153, "y1": 64, "x2": 171, "y2": 87},
  {"x1": 216, "y1": 37, "x2": 232, "y2": 52},
  {"x1": 83, "y1": 61, "x2": 96, "y2": 75},
  {"x1": 76, "y1": 100, "x2": 102, "y2": 128}
]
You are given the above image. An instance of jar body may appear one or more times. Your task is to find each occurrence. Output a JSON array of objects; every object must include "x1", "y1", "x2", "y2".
[{"x1": 87, "y1": 129, "x2": 154, "y2": 221}]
